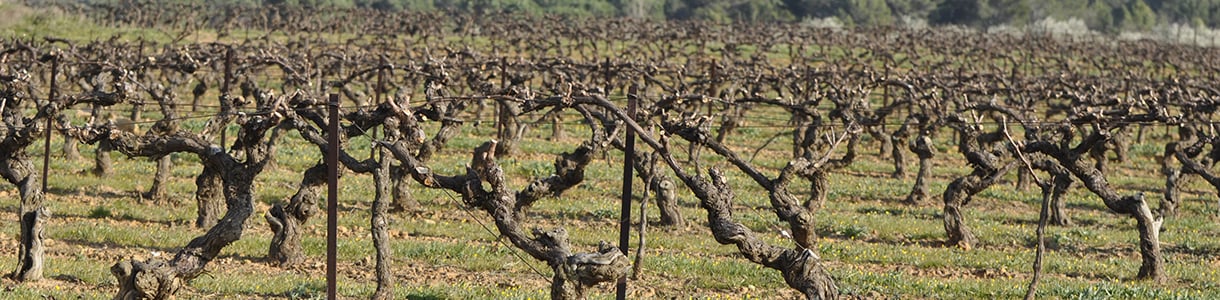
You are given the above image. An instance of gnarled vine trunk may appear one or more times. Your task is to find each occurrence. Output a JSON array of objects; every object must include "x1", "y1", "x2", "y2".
[
  {"x1": 266, "y1": 163, "x2": 325, "y2": 267},
  {"x1": 634, "y1": 153, "x2": 683, "y2": 227},
  {"x1": 93, "y1": 140, "x2": 114, "y2": 176},
  {"x1": 194, "y1": 164, "x2": 224, "y2": 228},
  {"x1": 890, "y1": 132, "x2": 907, "y2": 179},
  {"x1": 495, "y1": 99, "x2": 524, "y2": 157},
  {"x1": 61, "y1": 127, "x2": 82, "y2": 160},
  {"x1": 942, "y1": 163, "x2": 1016, "y2": 248},
  {"x1": 905, "y1": 135, "x2": 935, "y2": 204},
  {"x1": 1027, "y1": 136, "x2": 1165, "y2": 282},
  {"x1": 652, "y1": 175, "x2": 683, "y2": 227},
  {"x1": 386, "y1": 137, "x2": 629, "y2": 300},
  {"x1": 98, "y1": 87, "x2": 283, "y2": 298},
  {"x1": 909, "y1": 156, "x2": 932, "y2": 202},
  {"x1": 2, "y1": 156, "x2": 46, "y2": 282},
  {"x1": 1047, "y1": 170, "x2": 1073, "y2": 226},
  {"x1": 371, "y1": 150, "x2": 394, "y2": 299},
  {"x1": 389, "y1": 164, "x2": 419, "y2": 212},
  {"x1": 144, "y1": 155, "x2": 173, "y2": 201}
]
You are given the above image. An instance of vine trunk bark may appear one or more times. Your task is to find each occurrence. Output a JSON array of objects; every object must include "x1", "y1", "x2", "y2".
[
  {"x1": 194, "y1": 164, "x2": 224, "y2": 228},
  {"x1": 266, "y1": 163, "x2": 325, "y2": 267},
  {"x1": 145, "y1": 155, "x2": 173, "y2": 201},
  {"x1": 2, "y1": 156, "x2": 46, "y2": 282},
  {"x1": 371, "y1": 150, "x2": 394, "y2": 299}
]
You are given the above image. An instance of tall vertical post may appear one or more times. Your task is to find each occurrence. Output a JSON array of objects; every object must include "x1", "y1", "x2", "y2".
[
  {"x1": 326, "y1": 93, "x2": 340, "y2": 299},
  {"x1": 603, "y1": 57, "x2": 612, "y2": 88},
  {"x1": 42, "y1": 53, "x2": 59, "y2": 208},
  {"x1": 372, "y1": 56, "x2": 385, "y2": 159},
  {"x1": 496, "y1": 58, "x2": 506, "y2": 138},
  {"x1": 882, "y1": 64, "x2": 891, "y2": 107},
  {"x1": 617, "y1": 87, "x2": 637, "y2": 300},
  {"x1": 219, "y1": 47, "x2": 234, "y2": 151}
]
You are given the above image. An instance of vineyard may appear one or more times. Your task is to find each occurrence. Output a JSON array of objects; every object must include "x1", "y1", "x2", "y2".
[{"x1": 2, "y1": 2, "x2": 1220, "y2": 299}]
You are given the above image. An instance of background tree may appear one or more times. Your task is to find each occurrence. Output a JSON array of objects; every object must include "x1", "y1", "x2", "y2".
[
  {"x1": 1125, "y1": 0, "x2": 1159, "y2": 30},
  {"x1": 844, "y1": 0, "x2": 895, "y2": 26},
  {"x1": 930, "y1": 0, "x2": 982, "y2": 26},
  {"x1": 887, "y1": 0, "x2": 940, "y2": 20}
]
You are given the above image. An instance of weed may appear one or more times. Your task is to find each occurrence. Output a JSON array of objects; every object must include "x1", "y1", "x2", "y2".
[
  {"x1": 285, "y1": 282, "x2": 324, "y2": 300},
  {"x1": 88, "y1": 206, "x2": 112, "y2": 219}
]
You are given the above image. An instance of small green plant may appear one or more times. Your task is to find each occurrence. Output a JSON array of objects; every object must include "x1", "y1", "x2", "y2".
[
  {"x1": 406, "y1": 294, "x2": 445, "y2": 300},
  {"x1": 284, "y1": 283, "x2": 324, "y2": 300},
  {"x1": 1128, "y1": 143, "x2": 1163, "y2": 157},
  {"x1": 118, "y1": 213, "x2": 139, "y2": 221},
  {"x1": 1027, "y1": 231, "x2": 1074, "y2": 251},
  {"x1": 589, "y1": 208, "x2": 615, "y2": 219},
  {"x1": 837, "y1": 224, "x2": 871, "y2": 239},
  {"x1": 88, "y1": 206, "x2": 112, "y2": 219}
]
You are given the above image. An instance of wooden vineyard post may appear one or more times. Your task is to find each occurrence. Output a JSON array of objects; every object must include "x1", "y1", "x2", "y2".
[
  {"x1": 41, "y1": 52, "x2": 58, "y2": 248},
  {"x1": 372, "y1": 57, "x2": 385, "y2": 159},
  {"x1": 326, "y1": 93, "x2": 340, "y2": 299},
  {"x1": 219, "y1": 47, "x2": 233, "y2": 151},
  {"x1": 617, "y1": 90, "x2": 637, "y2": 300}
]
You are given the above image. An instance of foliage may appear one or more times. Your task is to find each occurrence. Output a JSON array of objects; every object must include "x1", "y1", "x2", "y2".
[
  {"x1": 1124, "y1": 0, "x2": 1159, "y2": 31},
  {"x1": 29, "y1": 0, "x2": 1220, "y2": 31}
]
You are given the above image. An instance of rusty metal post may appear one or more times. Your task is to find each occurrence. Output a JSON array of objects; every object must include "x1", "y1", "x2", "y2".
[
  {"x1": 42, "y1": 53, "x2": 59, "y2": 202},
  {"x1": 326, "y1": 93, "x2": 340, "y2": 299},
  {"x1": 219, "y1": 47, "x2": 233, "y2": 151},
  {"x1": 372, "y1": 57, "x2": 385, "y2": 159},
  {"x1": 616, "y1": 88, "x2": 637, "y2": 300}
]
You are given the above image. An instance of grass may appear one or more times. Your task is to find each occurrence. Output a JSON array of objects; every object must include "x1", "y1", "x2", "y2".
[
  {"x1": 2, "y1": 4, "x2": 1219, "y2": 300},
  {"x1": 2, "y1": 102, "x2": 1217, "y2": 299}
]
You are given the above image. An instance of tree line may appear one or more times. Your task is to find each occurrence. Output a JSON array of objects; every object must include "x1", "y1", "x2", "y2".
[{"x1": 49, "y1": 0, "x2": 1220, "y2": 33}]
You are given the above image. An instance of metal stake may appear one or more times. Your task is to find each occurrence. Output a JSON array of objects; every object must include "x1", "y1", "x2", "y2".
[{"x1": 326, "y1": 93, "x2": 340, "y2": 299}]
